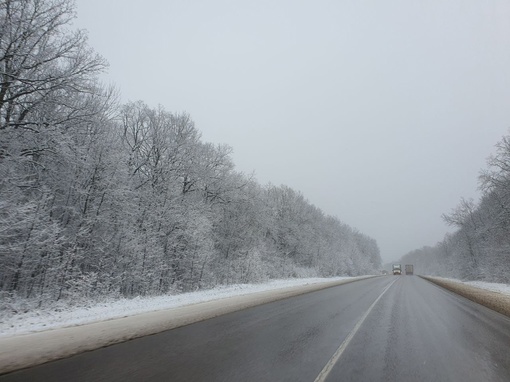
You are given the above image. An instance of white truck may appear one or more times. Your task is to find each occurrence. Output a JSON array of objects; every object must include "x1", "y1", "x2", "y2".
[{"x1": 392, "y1": 264, "x2": 402, "y2": 275}]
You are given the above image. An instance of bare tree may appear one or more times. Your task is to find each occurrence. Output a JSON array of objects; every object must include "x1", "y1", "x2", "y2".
[{"x1": 0, "y1": 0, "x2": 107, "y2": 134}]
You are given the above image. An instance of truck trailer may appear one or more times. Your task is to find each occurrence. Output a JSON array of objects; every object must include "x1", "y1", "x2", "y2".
[{"x1": 405, "y1": 264, "x2": 414, "y2": 275}]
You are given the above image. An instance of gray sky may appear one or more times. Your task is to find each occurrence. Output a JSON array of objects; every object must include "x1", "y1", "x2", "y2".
[{"x1": 75, "y1": 0, "x2": 510, "y2": 263}]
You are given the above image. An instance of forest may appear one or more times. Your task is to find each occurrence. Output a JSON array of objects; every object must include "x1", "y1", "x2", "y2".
[
  {"x1": 0, "y1": 0, "x2": 382, "y2": 308},
  {"x1": 400, "y1": 134, "x2": 510, "y2": 284}
]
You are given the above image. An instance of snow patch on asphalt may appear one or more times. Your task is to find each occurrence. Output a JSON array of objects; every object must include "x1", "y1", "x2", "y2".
[{"x1": 0, "y1": 276, "x2": 365, "y2": 338}]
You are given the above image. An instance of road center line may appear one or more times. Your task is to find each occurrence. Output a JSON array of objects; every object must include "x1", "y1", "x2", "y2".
[{"x1": 314, "y1": 278, "x2": 398, "y2": 382}]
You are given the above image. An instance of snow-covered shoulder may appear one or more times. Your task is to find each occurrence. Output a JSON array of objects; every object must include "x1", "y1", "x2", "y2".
[
  {"x1": 462, "y1": 280, "x2": 510, "y2": 296},
  {"x1": 428, "y1": 276, "x2": 510, "y2": 296},
  {"x1": 0, "y1": 276, "x2": 371, "y2": 338}
]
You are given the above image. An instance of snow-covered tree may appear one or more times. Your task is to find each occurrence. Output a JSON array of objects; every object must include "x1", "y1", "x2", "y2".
[
  {"x1": 400, "y1": 131, "x2": 510, "y2": 283},
  {"x1": 0, "y1": 0, "x2": 383, "y2": 309}
]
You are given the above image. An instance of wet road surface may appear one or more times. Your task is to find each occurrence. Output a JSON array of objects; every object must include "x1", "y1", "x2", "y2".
[{"x1": 2, "y1": 276, "x2": 510, "y2": 381}]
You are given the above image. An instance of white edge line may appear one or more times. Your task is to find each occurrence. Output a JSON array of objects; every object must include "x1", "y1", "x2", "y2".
[{"x1": 314, "y1": 278, "x2": 398, "y2": 382}]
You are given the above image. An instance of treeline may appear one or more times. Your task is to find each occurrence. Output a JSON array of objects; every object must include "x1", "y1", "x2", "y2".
[
  {"x1": 401, "y1": 134, "x2": 510, "y2": 283},
  {"x1": 0, "y1": 0, "x2": 381, "y2": 306}
]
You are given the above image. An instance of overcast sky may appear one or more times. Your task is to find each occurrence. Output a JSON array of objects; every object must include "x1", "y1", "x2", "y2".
[{"x1": 75, "y1": 0, "x2": 510, "y2": 263}]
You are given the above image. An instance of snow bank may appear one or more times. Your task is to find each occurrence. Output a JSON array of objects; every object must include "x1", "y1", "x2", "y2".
[
  {"x1": 425, "y1": 276, "x2": 510, "y2": 296},
  {"x1": 421, "y1": 276, "x2": 510, "y2": 318},
  {"x1": 463, "y1": 280, "x2": 510, "y2": 296}
]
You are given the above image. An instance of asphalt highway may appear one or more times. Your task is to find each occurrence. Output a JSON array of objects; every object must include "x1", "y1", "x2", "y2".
[{"x1": 2, "y1": 276, "x2": 510, "y2": 381}]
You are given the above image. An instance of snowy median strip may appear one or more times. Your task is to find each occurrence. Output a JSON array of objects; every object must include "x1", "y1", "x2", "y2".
[{"x1": 0, "y1": 276, "x2": 373, "y2": 375}]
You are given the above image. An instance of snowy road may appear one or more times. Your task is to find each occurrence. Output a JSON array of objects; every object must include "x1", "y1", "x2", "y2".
[{"x1": 2, "y1": 276, "x2": 510, "y2": 381}]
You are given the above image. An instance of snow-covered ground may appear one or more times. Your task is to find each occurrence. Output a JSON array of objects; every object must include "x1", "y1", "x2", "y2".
[
  {"x1": 430, "y1": 277, "x2": 510, "y2": 296},
  {"x1": 0, "y1": 276, "x2": 366, "y2": 338},
  {"x1": 463, "y1": 280, "x2": 510, "y2": 295}
]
